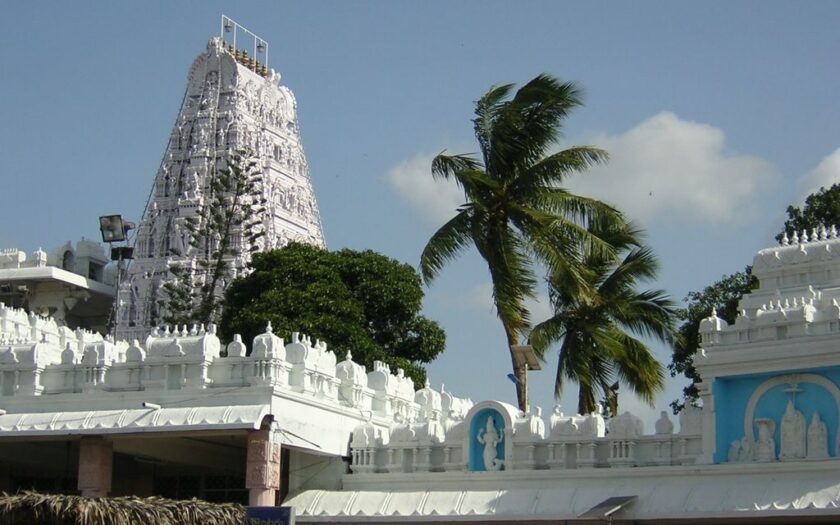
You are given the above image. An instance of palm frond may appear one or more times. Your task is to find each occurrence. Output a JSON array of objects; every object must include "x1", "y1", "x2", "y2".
[
  {"x1": 431, "y1": 153, "x2": 483, "y2": 184},
  {"x1": 474, "y1": 83, "x2": 515, "y2": 166},
  {"x1": 419, "y1": 209, "x2": 475, "y2": 283},
  {"x1": 512, "y1": 146, "x2": 608, "y2": 195},
  {"x1": 488, "y1": 75, "x2": 584, "y2": 175},
  {"x1": 611, "y1": 328, "x2": 666, "y2": 406},
  {"x1": 530, "y1": 313, "x2": 567, "y2": 360},
  {"x1": 481, "y1": 229, "x2": 535, "y2": 333}
]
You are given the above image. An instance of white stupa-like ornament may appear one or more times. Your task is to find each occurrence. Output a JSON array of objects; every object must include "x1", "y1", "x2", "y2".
[{"x1": 117, "y1": 22, "x2": 324, "y2": 340}]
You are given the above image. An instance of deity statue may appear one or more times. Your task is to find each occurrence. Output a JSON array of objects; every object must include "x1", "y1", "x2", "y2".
[
  {"x1": 754, "y1": 418, "x2": 776, "y2": 461},
  {"x1": 477, "y1": 415, "x2": 504, "y2": 471},
  {"x1": 807, "y1": 411, "x2": 829, "y2": 459},
  {"x1": 780, "y1": 400, "x2": 806, "y2": 459},
  {"x1": 655, "y1": 410, "x2": 674, "y2": 435},
  {"x1": 728, "y1": 440, "x2": 742, "y2": 463}
]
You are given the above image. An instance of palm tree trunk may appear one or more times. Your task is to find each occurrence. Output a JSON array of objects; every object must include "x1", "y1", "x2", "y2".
[
  {"x1": 577, "y1": 386, "x2": 595, "y2": 416},
  {"x1": 505, "y1": 326, "x2": 528, "y2": 412}
]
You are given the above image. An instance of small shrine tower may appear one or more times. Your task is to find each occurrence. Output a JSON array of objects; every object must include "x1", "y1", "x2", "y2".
[
  {"x1": 117, "y1": 18, "x2": 325, "y2": 340},
  {"x1": 697, "y1": 226, "x2": 840, "y2": 464}
]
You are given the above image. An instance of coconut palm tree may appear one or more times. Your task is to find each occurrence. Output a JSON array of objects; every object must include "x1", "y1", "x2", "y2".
[
  {"x1": 419, "y1": 74, "x2": 622, "y2": 411},
  {"x1": 530, "y1": 222, "x2": 678, "y2": 415}
]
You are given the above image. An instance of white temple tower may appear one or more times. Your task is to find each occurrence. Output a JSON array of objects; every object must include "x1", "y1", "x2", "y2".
[{"x1": 117, "y1": 25, "x2": 324, "y2": 340}]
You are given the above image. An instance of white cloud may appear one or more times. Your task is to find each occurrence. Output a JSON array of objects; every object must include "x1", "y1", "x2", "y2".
[
  {"x1": 796, "y1": 147, "x2": 840, "y2": 200},
  {"x1": 385, "y1": 153, "x2": 462, "y2": 223},
  {"x1": 568, "y1": 112, "x2": 779, "y2": 224},
  {"x1": 387, "y1": 113, "x2": 779, "y2": 226}
]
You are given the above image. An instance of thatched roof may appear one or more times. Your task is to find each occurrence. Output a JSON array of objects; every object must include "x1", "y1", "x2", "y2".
[{"x1": 0, "y1": 491, "x2": 245, "y2": 525}]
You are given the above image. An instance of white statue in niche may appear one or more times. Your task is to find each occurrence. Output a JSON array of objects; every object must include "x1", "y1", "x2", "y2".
[
  {"x1": 807, "y1": 412, "x2": 829, "y2": 459},
  {"x1": 477, "y1": 415, "x2": 504, "y2": 471},
  {"x1": 754, "y1": 418, "x2": 776, "y2": 461},
  {"x1": 780, "y1": 400, "x2": 806, "y2": 459},
  {"x1": 728, "y1": 440, "x2": 742, "y2": 462},
  {"x1": 655, "y1": 410, "x2": 674, "y2": 434}
]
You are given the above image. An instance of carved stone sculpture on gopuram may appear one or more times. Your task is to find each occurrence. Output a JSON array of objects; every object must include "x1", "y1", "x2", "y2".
[{"x1": 116, "y1": 30, "x2": 325, "y2": 341}]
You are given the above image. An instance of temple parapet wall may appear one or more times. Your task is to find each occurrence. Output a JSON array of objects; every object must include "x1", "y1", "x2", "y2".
[
  {"x1": 0, "y1": 304, "x2": 471, "y2": 427},
  {"x1": 0, "y1": 301, "x2": 704, "y2": 469},
  {"x1": 348, "y1": 401, "x2": 702, "y2": 475}
]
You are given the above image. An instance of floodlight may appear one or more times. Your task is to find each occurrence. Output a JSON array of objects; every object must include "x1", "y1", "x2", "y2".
[{"x1": 99, "y1": 215, "x2": 126, "y2": 243}]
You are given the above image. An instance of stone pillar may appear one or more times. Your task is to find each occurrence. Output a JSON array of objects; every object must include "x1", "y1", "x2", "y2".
[
  {"x1": 697, "y1": 380, "x2": 716, "y2": 464},
  {"x1": 77, "y1": 437, "x2": 113, "y2": 497},
  {"x1": 246, "y1": 428, "x2": 281, "y2": 506}
]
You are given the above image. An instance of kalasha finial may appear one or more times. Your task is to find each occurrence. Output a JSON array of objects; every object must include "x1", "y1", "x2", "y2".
[
  {"x1": 819, "y1": 225, "x2": 828, "y2": 240},
  {"x1": 801, "y1": 229, "x2": 809, "y2": 243},
  {"x1": 781, "y1": 231, "x2": 790, "y2": 246},
  {"x1": 791, "y1": 230, "x2": 800, "y2": 244},
  {"x1": 832, "y1": 225, "x2": 839, "y2": 239}
]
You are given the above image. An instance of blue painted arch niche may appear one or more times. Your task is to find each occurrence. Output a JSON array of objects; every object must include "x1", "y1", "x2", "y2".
[
  {"x1": 713, "y1": 368, "x2": 840, "y2": 463},
  {"x1": 469, "y1": 408, "x2": 506, "y2": 471}
]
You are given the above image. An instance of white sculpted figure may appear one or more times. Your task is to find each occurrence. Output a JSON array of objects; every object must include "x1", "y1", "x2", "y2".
[
  {"x1": 754, "y1": 418, "x2": 776, "y2": 461},
  {"x1": 477, "y1": 415, "x2": 504, "y2": 471},
  {"x1": 655, "y1": 410, "x2": 674, "y2": 435},
  {"x1": 807, "y1": 411, "x2": 829, "y2": 459},
  {"x1": 780, "y1": 400, "x2": 806, "y2": 459},
  {"x1": 728, "y1": 440, "x2": 742, "y2": 463}
]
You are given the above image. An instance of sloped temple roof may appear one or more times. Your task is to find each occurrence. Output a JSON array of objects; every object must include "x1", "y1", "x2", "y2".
[
  {"x1": 0, "y1": 405, "x2": 269, "y2": 436},
  {"x1": 288, "y1": 462, "x2": 840, "y2": 522}
]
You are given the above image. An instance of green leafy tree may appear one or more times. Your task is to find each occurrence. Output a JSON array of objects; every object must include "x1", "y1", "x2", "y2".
[
  {"x1": 420, "y1": 74, "x2": 622, "y2": 410},
  {"x1": 668, "y1": 268, "x2": 758, "y2": 412},
  {"x1": 531, "y1": 223, "x2": 678, "y2": 415},
  {"x1": 220, "y1": 243, "x2": 445, "y2": 386},
  {"x1": 163, "y1": 148, "x2": 266, "y2": 327},
  {"x1": 778, "y1": 183, "x2": 840, "y2": 242}
]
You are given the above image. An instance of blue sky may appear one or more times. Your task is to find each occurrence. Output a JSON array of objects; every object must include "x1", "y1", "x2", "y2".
[{"x1": 2, "y1": 2, "x2": 840, "y2": 427}]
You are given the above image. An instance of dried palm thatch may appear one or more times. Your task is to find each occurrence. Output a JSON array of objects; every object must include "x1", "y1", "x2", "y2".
[{"x1": 0, "y1": 491, "x2": 245, "y2": 525}]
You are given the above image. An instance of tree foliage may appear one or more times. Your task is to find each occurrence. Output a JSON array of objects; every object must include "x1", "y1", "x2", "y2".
[
  {"x1": 532, "y1": 222, "x2": 677, "y2": 415},
  {"x1": 419, "y1": 74, "x2": 622, "y2": 410},
  {"x1": 778, "y1": 183, "x2": 840, "y2": 242},
  {"x1": 220, "y1": 243, "x2": 445, "y2": 386},
  {"x1": 668, "y1": 268, "x2": 758, "y2": 412},
  {"x1": 163, "y1": 148, "x2": 266, "y2": 327}
]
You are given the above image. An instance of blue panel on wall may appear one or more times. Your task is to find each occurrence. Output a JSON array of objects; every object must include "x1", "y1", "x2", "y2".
[
  {"x1": 713, "y1": 366, "x2": 840, "y2": 463},
  {"x1": 469, "y1": 408, "x2": 505, "y2": 471}
]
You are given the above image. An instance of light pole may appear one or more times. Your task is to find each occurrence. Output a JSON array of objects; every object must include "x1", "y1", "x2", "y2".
[
  {"x1": 98, "y1": 215, "x2": 135, "y2": 341},
  {"x1": 510, "y1": 344, "x2": 541, "y2": 413}
]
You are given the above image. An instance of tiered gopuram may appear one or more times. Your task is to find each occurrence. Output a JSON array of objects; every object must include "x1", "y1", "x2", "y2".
[{"x1": 116, "y1": 35, "x2": 324, "y2": 340}]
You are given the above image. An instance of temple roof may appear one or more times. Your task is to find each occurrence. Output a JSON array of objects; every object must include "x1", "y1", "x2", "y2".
[
  {"x1": 0, "y1": 404, "x2": 269, "y2": 436},
  {"x1": 287, "y1": 461, "x2": 840, "y2": 522}
]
